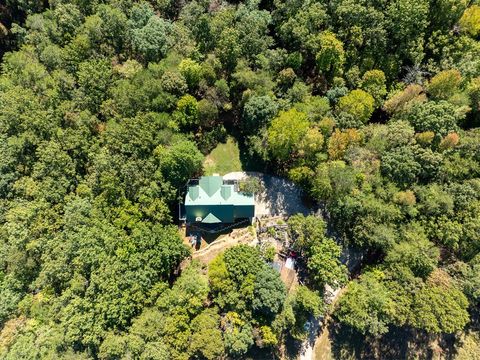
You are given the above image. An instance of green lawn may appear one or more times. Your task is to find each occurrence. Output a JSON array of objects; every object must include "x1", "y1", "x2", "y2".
[{"x1": 203, "y1": 136, "x2": 243, "y2": 175}]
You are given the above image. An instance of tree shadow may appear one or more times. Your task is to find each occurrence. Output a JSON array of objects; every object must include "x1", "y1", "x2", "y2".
[
  {"x1": 222, "y1": 115, "x2": 269, "y2": 173},
  {"x1": 284, "y1": 336, "x2": 303, "y2": 360},
  {"x1": 237, "y1": 136, "x2": 269, "y2": 173},
  {"x1": 328, "y1": 321, "x2": 458, "y2": 360},
  {"x1": 245, "y1": 346, "x2": 278, "y2": 360},
  {"x1": 186, "y1": 221, "x2": 252, "y2": 248},
  {"x1": 328, "y1": 321, "x2": 370, "y2": 359}
]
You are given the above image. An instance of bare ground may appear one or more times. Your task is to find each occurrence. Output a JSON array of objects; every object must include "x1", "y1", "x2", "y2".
[{"x1": 191, "y1": 227, "x2": 255, "y2": 264}]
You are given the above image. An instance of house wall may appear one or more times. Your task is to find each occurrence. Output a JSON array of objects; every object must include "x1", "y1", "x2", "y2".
[
  {"x1": 185, "y1": 204, "x2": 255, "y2": 223},
  {"x1": 233, "y1": 205, "x2": 255, "y2": 219},
  {"x1": 185, "y1": 204, "x2": 234, "y2": 223}
]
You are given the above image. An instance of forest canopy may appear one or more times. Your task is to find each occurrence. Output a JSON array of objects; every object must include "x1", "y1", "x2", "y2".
[{"x1": 0, "y1": 0, "x2": 480, "y2": 358}]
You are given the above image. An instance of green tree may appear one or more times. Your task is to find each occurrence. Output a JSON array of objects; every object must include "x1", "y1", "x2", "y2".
[
  {"x1": 308, "y1": 239, "x2": 348, "y2": 288},
  {"x1": 242, "y1": 95, "x2": 278, "y2": 134},
  {"x1": 416, "y1": 184, "x2": 454, "y2": 217},
  {"x1": 51, "y1": 4, "x2": 84, "y2": 44},
  {"x1": 32, "y1": 140, "x2": 77, "y2": 203},
  {"x1": 156, "y1": 139, "x2": 204, "y2": 189},
  {"x1": 216, "y1": 27, "x2": 241, "y2": 72},
  {"x1": 173, "y1": 94, "x2": 198, "y2": 128},
  {"x1": 450, "y1": 255, "x2": 480, "y2": 305},
  {"x1": 459, "y1": 5, "x2": 480, "y2": 37},
  {"x1": 252, "y1": 267, "x2": 286, "y2": 318},
  {"x1": 337, "y1": 89, "x2": 375, "y2": 124},
  {"x1": 288, "y1": 215, "x2": 347, "y2": 288},
  {"x1": 189, "y1": 308, "x2": 225, "y2": 360},
  {"x1": 412, "y1": 282, "x2": 469, "y2": 333},
  {"x1": 327, "y1": 0, "x2": 387, "y2": 68},
  {"x1": 385, "y1": 0, "x2": 429, "y2": 63},
  {"x1": 311, "y1": 31, "x2": 345, "y2": 77},
  {"x1": 401, "y1": 101, "x2": 461, "y2": 139},
  {"x1": 99, "y1": 332, "x2": 128, "y2": 360},
  {"x1": 178, "y1": 59, "x2": 202, "y2": 90},
  {"x1": 131, "y1": 16, "x2": 174, "y2": 63},
  {"x1": 360, "y1": 70, "x2": 387, "y2": 106},
  {"x1": 381, "y1": 146, "x2": 421, "y2": 185},
  {"x1": 335, "y1": 270, "x2": 395, "y2": 336},
  {"x1": 276, "y1": 2, "x2": 328, "y2": 51},
  {"x1": 238, "y1": 177, "x2": 262, "y2": 194},
  {"x1": 311, "y1": 161, "x2": 358, "y2": 201},
  {"x1": 288, "y1": 214, "x2": 328, "y2": 255},
  {"x1": 223, "y1": 245, "x2": 264, "y2": 284},
  {"x1": 223, "y1": 316, "x2": 254, "y2": 357},
  {"x1": 76, "y1": 58, "x2": 113, "y2": 113},
  {"x1": 267, "y1": 109, "x2": 310, "y2": 162},
  {"x1": 94, "y1": 4, "x2": 128, "y2": 52},
  {"x1": 385, "y1": 236, "x2": 439, "y2": 279},
  {"x1": 152, "y1": 262, "x2": 210, "y2": 359},
  {"x1": 197, "y1": 99, "x2": 219, "y2": 128},
  {"x1": 236, "y1": 5, "x2": 273, "y2": 60},
  {"x1": 274, "y1": 286, "x2": 323, "y2": 340},
  {"x1": 209, "y1": 245, "x2": 264, "y2": 314}
]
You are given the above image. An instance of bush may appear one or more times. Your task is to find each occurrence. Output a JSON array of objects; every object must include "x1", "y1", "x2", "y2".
[{"x1": 238, "y1": 177, "x2": 261, "y2": 194}]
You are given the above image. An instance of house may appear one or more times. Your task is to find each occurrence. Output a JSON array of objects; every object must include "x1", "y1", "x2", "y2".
[{"x1": 182, "y1": 176, "x2": 255, "y2": 224}]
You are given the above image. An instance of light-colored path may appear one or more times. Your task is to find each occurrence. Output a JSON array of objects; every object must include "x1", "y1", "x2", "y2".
[
  {"x1": 302, "y1": 250, "x2": 363, "y2": 360},
  {"x1": 303, "y1": 288, "x2": 345, "y2": 360}
]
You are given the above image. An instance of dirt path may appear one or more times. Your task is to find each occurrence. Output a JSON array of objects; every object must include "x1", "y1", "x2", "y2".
[
  {"x1": 311, "y1": 288, "x2": 347, "y2": 360},
  {"x1": 313, "y1": 326, "x2": 333, "y2": 360},
  {"x1": 300, "y1": 248, "x2": 362, "y2": 360},
  {"x1": 296, "y1": 287, "x2": 346, "y2": 360},
  {"x1": 297, "y1": 287, "x2": 343, "y2": 360},
  {"x1": 185, "y1": 172, "x2": 330, "y2": 359}
]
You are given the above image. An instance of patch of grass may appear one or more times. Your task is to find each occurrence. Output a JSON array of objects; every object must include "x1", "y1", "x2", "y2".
[{"x1": 203, "y1": 136, "x2": 243, "y2": 175}]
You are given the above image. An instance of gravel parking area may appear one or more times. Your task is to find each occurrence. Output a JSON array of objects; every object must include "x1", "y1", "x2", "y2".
[{"x1": 223, "y1": 172, "x2": 311, "y2": 217}]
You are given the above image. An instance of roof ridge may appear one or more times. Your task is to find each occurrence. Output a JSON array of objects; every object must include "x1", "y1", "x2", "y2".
[{"x1": 199, "y1": 176, "x2": 223, "y2": 197}]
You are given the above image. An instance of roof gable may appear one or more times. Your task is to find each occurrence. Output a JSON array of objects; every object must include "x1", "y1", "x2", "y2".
[
  {"x1": 202, "y1": 213, "x2": 222, "y2": 223},
  {"x1": 189, "y1": 186, "x2": 199, "y2": 201},
  {"x1": 199, "y1": 176, "x2": 222, "y2": 197},
  {"x1": 220, "y1": 185, "x2": 231, "y2": 200}
]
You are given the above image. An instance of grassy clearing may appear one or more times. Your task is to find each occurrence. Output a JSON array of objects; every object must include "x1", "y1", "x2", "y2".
[{"x1": 203, "y1": 136, "x2": 243, "y2": 175}]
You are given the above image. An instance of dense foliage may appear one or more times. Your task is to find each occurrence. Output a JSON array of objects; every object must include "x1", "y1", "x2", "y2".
[{"x1": 1, "y1": 0, "x2": 480, "y2": 357}]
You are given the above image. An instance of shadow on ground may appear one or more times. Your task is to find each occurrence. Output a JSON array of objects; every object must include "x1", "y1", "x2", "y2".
[
  {"x1": 328, "y1": 321, "x2": 457, "y2": 360},
  {"x1": 186, "y1": 221, "x2": 252, "y2": 246},
  {"x1": 237, "y1": 137, "x2": 268, "y2": 173},
  {"x1": 221, "y1": 118, "x2": 268, "y2": 173}
]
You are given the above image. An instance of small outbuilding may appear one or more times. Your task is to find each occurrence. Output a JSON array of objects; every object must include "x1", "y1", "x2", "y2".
[{"x1": 182, "y1": 176, "x2": 255, "y2": 224}]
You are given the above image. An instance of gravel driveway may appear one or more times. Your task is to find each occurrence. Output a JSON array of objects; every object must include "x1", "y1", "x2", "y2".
[{"x1": 223, "y1": 172, "x2": 311, "y2": 217}]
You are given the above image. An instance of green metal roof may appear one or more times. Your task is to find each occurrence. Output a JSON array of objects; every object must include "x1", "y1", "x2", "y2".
[
  {"x1": 202, "y1": 213, "x2": 222, "y2": 223},
  {"x1": 199, "y1": 176, "x2": 223, "y2": 197},
  {"x1": 220, "y1": 185, "x2": 231, "y2": 200},
  {"x1": 188, "y1": 186, "x2": 199, "y2": 201},
  {"x1": 185, "y1": 176, "x2": 254, "y2": 207}
]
